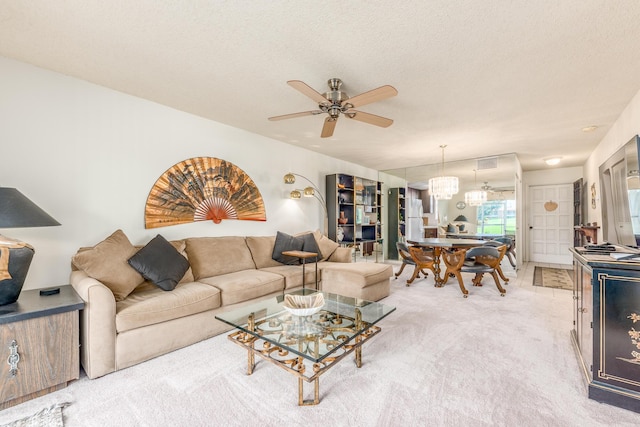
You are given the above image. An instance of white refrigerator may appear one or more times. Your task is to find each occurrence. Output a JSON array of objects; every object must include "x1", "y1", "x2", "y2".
[{"x1": 408, "y1": 198, "x2": 423, "y2": 241}]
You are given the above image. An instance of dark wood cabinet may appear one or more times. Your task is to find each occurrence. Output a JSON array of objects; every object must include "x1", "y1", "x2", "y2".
[{"x1": 571, "y1": 248, "x2": 640, "y2": 413}]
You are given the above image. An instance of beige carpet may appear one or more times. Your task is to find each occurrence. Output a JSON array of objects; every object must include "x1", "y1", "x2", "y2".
[
  {"x1": 0, "y1": 266, "x2": 638, "y2": 426},
  {"x1": 533, "y1": 266, "x2": 573, "y2": 290}
]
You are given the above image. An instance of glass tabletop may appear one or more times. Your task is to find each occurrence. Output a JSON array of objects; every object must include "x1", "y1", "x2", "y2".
[{"x1": 215, "y1": 290, "x2": 395, "y2": 363}]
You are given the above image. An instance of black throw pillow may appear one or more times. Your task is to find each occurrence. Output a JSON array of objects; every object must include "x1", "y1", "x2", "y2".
[
  {"x1": 128, "y1": 234, "x2": 190, "y2": 291},
  {"x1": 272, "y1": 231, "x2": 304, "y2": 265},
  {"x1": 299, "y1": 233, "x2": 322, "y2": 262}
]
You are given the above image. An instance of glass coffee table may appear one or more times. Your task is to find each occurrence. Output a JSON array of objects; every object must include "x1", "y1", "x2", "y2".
[{"x1": 215, "y1": 290, "x2": 395, "y2": 405}]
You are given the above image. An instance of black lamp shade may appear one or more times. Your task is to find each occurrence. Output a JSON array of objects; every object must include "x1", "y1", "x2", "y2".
[
  {"x1": 454, "y1": 215, "x2": 468, "y2": 222},
  {"x1": 0, "y1": 188, "x2": 60, "y2": 228}
]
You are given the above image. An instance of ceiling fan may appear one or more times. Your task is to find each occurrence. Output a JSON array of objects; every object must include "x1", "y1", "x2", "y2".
[
  {"x1": 481, "y1": 182, "x2": 496, "y2": 192},
  {"x1": 268, "y1": 78, "x2": 397, "y2": 138}
]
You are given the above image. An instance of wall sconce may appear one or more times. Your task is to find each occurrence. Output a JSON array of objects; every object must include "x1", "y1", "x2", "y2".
[{"x1": 284, "y1": 173, "x2": 328, "y2": 235}]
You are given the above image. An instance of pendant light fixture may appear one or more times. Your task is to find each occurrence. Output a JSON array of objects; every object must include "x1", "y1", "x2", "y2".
[
  {"x1": 464, "y1": 169, "x2": 487, "y2": 207},
  {"x1": 428, "y1": 145, "x2": 459, "y2": 200}
]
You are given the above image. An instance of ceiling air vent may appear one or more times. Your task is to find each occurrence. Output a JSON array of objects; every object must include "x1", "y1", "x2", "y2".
[{"x1": 476, "y1": 157, "x2": 498, "y2": 170}]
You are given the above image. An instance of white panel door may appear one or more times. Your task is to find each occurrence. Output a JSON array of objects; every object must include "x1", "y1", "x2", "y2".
[{"x1": 529, "y1": 184, "x2": 573, "y2": 264}]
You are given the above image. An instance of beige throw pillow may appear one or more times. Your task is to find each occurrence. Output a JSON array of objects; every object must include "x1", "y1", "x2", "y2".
[
  {"x1": 72, "y1": 229, "x2": 144, "y2": 301},
  {"x1": 313, "y1": 230, "x2": 339, "y2": 261}
]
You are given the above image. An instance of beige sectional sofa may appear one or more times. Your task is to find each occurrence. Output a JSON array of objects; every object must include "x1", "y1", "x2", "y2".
[{"x1": 70, "y1": 230, "x2": 392, "y2": 379}]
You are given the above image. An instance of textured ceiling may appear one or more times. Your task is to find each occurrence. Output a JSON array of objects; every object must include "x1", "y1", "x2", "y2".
[{"x1": 1, "y1": 1, "x2": 639, "y2": 172}]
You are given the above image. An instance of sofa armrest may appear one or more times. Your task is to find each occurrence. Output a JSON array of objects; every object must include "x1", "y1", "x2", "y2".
[
  {"x1": 70, "y1": 270, "x2": 117, "y2": 379},
  {"x1": 328, "y1": 246, "x2": 353, "y2": 263}
]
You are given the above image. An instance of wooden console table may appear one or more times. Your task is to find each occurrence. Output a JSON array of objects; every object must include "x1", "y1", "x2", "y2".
[{"x1": 0, "y1": 285, "x2": 84, "y2": 409}]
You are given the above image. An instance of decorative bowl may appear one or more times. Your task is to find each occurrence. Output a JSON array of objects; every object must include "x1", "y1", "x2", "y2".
[{"x1": 283, "y1": 293, "x2": 325, "y2": 317}]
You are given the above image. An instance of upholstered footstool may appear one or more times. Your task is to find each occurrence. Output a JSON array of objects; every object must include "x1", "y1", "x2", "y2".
[{"x1": 320, "y1": 263, "x2": 393, "y2": 301}]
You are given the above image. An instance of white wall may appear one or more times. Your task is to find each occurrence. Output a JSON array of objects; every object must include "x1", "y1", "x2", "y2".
[
  {"x1": 584, "y1": 88, "x2": 640, "y2": 242},
  {"x1": 0, "y1": 56, "x2": 377, "y2": 290}
]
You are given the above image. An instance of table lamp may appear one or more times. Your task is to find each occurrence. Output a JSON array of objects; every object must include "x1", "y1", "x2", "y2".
[{"x1": 0, "y1": 188, "x2": 60, "y2": 305}]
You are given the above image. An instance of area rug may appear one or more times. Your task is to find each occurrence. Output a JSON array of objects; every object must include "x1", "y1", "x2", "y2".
[
  {"x1": 0, "y1": 403, "x2": 68, "y2": 427},
  {"x1": 533, "y1": 266, "x2": 573, "y2": 290}
]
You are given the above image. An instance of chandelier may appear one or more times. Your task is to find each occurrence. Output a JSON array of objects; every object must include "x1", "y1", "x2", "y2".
[
  {"x1": 464, "y1": 169, "x2": 487, "y2": 206},
  {"x1": 428, "y1": 145, "x2": 458, "y2": 200}
]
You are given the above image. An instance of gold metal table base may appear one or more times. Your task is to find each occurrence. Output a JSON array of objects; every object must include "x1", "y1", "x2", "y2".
[{"x1": 227, "y1": 310, "x2": 381, "y2": 406}]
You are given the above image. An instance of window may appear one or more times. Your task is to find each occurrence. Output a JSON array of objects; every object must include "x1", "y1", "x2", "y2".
[{"x1": 476, "y1": 200, "x2": 516, "y2": 235}]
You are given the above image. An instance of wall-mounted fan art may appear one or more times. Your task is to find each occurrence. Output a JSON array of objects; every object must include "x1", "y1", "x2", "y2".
[{"x1": 144, "y1": 157, "x2": 266, "y2": 229}]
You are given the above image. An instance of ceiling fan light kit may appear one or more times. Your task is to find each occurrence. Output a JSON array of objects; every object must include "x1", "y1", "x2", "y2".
[{"x1": 268, "y1": 78, "x2": 397, "y2": 138}]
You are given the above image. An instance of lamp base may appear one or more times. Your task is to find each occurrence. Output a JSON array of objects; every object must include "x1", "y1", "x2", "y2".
[{"x1": 0, "y1": 244, "x2": 34, "y2": 306}]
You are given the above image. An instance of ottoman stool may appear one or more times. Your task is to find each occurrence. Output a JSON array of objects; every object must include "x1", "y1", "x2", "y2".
[{"x1": 320, "y1": 263, "x2": 393, "y2": 301}]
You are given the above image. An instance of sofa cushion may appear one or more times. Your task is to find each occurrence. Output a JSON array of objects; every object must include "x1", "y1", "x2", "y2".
[
  {"x1": 321, "y1": 263, "x2": 393, "y2": 301},
  {"x1": 185, "y1": 236, "x2": 256, "y2": 279},
  {"x1": 260, "y1": 265, "x2": 318, "y2": 289},
  {"x1": 246, "y1": 236, "x2": 281, "y2": 269},
  {"x1": 72, "y1": 229, "x2": 144, "y2": 301},
  {"x1": 272, "y1": 231, "x2": 304, "y2": 265},
  {"x1": 115, "y1": 281, "x2": 222, "y2": 332},
  {"x1": 320, "y1": 262, "x2": 393, "y2": 287},
  {"x1": 198, "y1": 270, "x2": 284, "y2": 305},
  {"x1": 171, "y1": 240, "x2": 195, "y2": 284},
  {"x1": 313, "y1": 230, "x2": 340, "y2": 261},
  {"x1": 128, "y1": 235, "x2": 191, "y2": 291}
]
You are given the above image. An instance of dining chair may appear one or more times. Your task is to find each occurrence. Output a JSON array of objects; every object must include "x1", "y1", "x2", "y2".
[
  {"x1": 395, "y1": 242, "x2": 416, "y2": 278},
  {"x1": 483, "y1": 240, "x2": 510, "y2": 283},
  {"x1": 490, "y1": 237, "x2": 516, "y2": 268},
  {"x1": 441, "y1": 246, "x2": 507, "y2": 297},
  {"x1": 406, "y1": 245, "x2": 438, "y2": 286}
]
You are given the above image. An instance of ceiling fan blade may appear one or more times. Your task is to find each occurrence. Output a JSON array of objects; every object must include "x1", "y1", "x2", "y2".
[
  {"x1": 321, "y1": 117, "x2": 337, "y2": 138},
  {"x1": 345, "y1": 110, "x2": 394, "y2": 128},
  {"x1": 344, "y1": 85, "x2": 397, "y2": 108},
  {"x1": 287, "y1": 80, "x2": 329, "y2": 105},
  {"x1": 268, "y1": 110, "x2": 322, "y2": 121}
]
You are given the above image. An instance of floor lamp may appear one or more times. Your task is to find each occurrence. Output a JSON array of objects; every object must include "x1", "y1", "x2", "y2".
[
  {"x1": 0, "y1": 188, "x2": 60, "y2": 305},
  {"x1": 284, "y1": 173, "x2": 328, "y2": 236}
]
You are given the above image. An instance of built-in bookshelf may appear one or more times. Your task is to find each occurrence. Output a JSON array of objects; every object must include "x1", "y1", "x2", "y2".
[{"x1": 326, "y1": 174, "x2": 382, "y2": 259}]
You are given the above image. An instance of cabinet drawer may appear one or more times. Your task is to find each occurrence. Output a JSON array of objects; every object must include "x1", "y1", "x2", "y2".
[{"x1": 0, "y1": 311, "x2": 79, "y2": 403}]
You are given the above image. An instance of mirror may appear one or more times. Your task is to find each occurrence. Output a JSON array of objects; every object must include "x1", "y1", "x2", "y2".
[
  {"x1": 380, "y1": 153, "x2": 519, "y2": 259},
  {"x1": 599, "y1": 135, "x2": 640, "y2": 246}
]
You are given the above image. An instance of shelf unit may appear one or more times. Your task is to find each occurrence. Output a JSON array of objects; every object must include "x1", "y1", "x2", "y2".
[
  {"x1": 326, "y1": 174, "x2": 383, "y2": 259},
  {"x1": 387, "y1": 187, "x2": 406, "y2": 259}
]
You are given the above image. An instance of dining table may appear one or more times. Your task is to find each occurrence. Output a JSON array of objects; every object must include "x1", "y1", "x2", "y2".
[{"x1": 406, "y1": 238, "x2": 487, "y2": 286}]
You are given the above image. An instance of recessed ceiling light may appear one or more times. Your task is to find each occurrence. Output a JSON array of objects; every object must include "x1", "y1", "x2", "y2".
[
  {"x1": 544, "y1": 157, "x2": 562, "y2": 166},
  {"x1": 582, "y1": 125, "x2": 598, "y2": 132}
]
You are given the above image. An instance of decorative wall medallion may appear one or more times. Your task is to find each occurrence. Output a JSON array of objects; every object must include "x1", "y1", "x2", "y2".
[
  {"x1": 456, "y1": 201, "x2": 466, "y2": 210},
  {"x1": 544, "y1": 200, "x2": 558, "y2": 212},
  {"x1": 145, "y1": 157, "x2": 266, "y2": 229}
]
